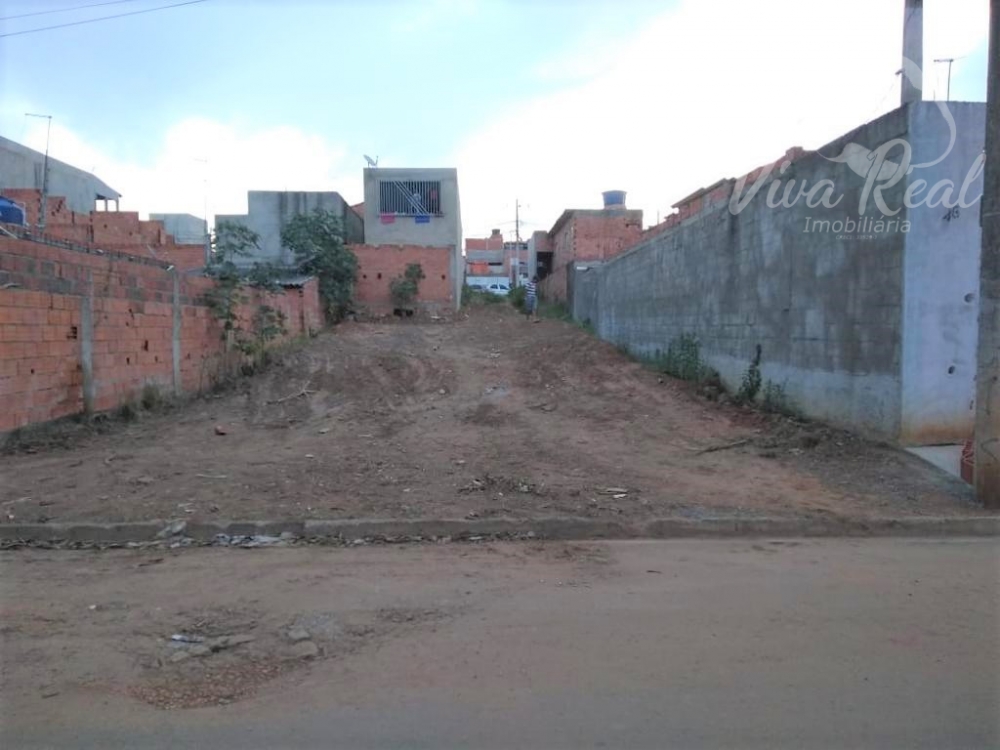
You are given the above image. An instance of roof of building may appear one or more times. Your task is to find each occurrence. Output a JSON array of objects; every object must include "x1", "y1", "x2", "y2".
[
  {"x1": 465, "y1": 236, "x2": 505, "y2": 251},
  {"x1": 0, "y1": 135, "x2": 121, "y2": 201},
  {"x1": 548, "y1": 207, "x2": 643, "y2": 237}
]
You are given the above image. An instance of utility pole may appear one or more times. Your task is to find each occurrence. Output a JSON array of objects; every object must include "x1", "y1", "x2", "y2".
[
  {"x1": 514, "y1": 199, "x2": 521, "y2": 287},
  {"x1": 934, "y1": 57, "x2": 956, "y2": 100},
  {"x1": 25, "y1": 113, "x2": 52, "y2": 232},
  {"x1": 976, "y1": 0, "x2": 1000, "y2": 508}
]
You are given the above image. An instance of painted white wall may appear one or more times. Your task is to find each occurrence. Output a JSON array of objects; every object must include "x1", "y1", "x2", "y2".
[{"x1": 900, "y1": 102, "x2": 985, "y2": 444}]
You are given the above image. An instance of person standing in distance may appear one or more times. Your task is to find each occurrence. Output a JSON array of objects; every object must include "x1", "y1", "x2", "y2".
[{"x1": 524, "y1": 275, "x2": 539, "y2": 322}]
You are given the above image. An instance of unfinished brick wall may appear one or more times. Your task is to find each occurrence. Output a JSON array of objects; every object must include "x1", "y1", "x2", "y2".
[
  {"x1": 0, "y1": 236, "x2": 321, "y2": 433},
  {"x1": 3, "y1": 189, "x2": 205, "y2": 271},
  {"x1": 350, "y1": 244, "x2": 453, "y2": 315}
]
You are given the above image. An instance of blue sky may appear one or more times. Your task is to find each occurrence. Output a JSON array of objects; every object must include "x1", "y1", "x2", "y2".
[{"x1": 0, "y1": 0, "x2": 990, "y2": 237}]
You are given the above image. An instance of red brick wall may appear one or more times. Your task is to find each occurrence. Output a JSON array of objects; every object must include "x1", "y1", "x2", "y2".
[
  {"x1": 3, "y1": 190, "x2": 205, "y2": 271},
  {"x1": 573, "y1": 214, "x2": 643, "y2": 262},
  {"x1": 350, "y1": 244, "x2": 453, "y2": 314},
  {"x1": 0, "y1": 236, "x2": 322, "y2": 433}
]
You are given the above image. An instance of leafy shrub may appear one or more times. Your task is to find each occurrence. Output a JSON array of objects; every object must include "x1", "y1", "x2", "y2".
[
  {"x1": 736, "y1": 344, "x2": 763, "y2": 404},
  {"x1": 509, "y1": 285, "x2": 526, "y2": 311},
  {"x1": 280, "y1": 209, "x2": 358, "y2": 322},
  {"x1": 390, "y1": 263, "x2": 425, "y2": 309}
]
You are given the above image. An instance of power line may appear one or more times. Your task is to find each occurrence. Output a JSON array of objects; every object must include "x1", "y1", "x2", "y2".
[
  {"x1": 0, "y1": 0, "x2": 208, "y2": 37},
  {"x1": 0, "y1": 0, "x2": 140, "y2": 23}
]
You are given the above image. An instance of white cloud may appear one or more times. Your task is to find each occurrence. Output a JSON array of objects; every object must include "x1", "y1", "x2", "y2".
[
  {"x1": 15, "y1": 117, "x2": 360, "y2": 224},
  {"x1": 452, "y1": 0, "x2": 990, "y2": 237}
]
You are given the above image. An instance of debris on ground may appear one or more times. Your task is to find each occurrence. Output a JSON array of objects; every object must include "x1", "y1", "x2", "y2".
[
  {"x1": 156, "y1": 521, "x2": 187, "y2": 539},
  {"x1": 286, "y1": 627, "x2": 311, "y2": 642}
]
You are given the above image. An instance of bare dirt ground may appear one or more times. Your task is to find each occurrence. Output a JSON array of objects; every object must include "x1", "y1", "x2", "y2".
[
  {"x1": 0, "y1": 541, "x2": 611, "y2": 715},
  {"x1": 0, "y1": 304, "x2": 982, "y2": 525}
]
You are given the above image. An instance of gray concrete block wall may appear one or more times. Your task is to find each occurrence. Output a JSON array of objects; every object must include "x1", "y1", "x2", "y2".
[
  {"x1": 578, "y1": 107, "x2": 925, "y2": 438},
  {"x1": 899, "y1": 102, "x2": 984, "y2": 443}
]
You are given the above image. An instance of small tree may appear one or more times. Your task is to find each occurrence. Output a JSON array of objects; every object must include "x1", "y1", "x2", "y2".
[
  {"x1": 390, "y1": 263, "x2": 426, "y2": 310},
  {"x1": 280, "y1": 209, "x2": 358, "y2": 321},
  {"x1": 205, "y1": 221, "x2": 259, "y2": 339},
  {"x1": 205, "y1": 221, "x2": 286, "y2": 374}
]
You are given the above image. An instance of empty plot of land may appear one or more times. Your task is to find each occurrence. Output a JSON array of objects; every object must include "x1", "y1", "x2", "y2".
[{"x1": 0, "y1": 305, "x2": 980, "y2": 525}]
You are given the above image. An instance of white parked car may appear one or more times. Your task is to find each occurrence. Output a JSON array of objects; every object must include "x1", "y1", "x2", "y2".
[{"x1": 485, "y1": 281, "x2": 510, "y2": 296}]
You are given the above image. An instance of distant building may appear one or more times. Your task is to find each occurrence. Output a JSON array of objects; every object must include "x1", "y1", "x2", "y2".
[
  {"x1": 361, "y1": 167, "x2": 462, "y2": 309},
  {"x1": 528, "y1": 230, "x2": 552, "y2": 281},
  {"x1": 216, "y1": 190, "x2": 364, "y2": 268},
  {"x1": 538, "y1": 191, "x2": 643, "y2": 301},
  {"x1": 465, "y1": 229, "x2": 506, "y2": 277},
  {"x1": 0, "y1": 135, "x2": 121, "y2": 215},
  {"x1": 150, "y1": 213, "x2": 206, "y2": 244},
  {"x1": 465, "y1": 229, "x2": 532, "y2": 285}
]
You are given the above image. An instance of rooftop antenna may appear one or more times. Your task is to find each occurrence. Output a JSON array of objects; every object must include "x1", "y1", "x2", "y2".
[
  {"x1": 933, "y1": 57, "x2": 963, "y2": 100},
  {"x1": 25, "y1": 113, "x2": 52, "y2": 231},
  {"x1": 364, "y1": 154, "x2": 379, "y2": 168}
]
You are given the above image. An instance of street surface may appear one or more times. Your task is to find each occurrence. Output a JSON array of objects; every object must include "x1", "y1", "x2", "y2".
[{"x1": 2, "y1": 538, "x2": 997, "y2": 749}]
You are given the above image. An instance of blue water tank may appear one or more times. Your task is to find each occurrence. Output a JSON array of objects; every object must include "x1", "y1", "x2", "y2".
[
  {"x1": 0, "y1": 196, "x2": 25, "y2": 226},
  {"x1": 602, "y1": 190, "x2": 627, "y2": 208}
]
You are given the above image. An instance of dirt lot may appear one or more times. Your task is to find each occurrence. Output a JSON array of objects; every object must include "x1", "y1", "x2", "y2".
[{"x1": 0, "y1": 304, "x2": 982, "y2": 525}]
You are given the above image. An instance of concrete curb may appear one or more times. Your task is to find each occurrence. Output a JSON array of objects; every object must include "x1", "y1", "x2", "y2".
[{"x1": 0, "y1": 515, "x2": 997, "y2": 545}]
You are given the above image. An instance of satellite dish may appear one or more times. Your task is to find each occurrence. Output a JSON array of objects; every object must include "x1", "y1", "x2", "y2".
[{"x1": 364, "y1": 154, "x2": 379, "y2": 168}]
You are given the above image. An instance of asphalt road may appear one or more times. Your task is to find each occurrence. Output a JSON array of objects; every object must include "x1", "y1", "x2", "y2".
[{"x1": 2, "y1": 538, "x2": 998, "y2": 749}]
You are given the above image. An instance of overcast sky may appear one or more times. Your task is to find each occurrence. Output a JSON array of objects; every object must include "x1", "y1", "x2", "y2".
[{"x1": 0, "y1": 0, "x2": 991, "y2": 238}]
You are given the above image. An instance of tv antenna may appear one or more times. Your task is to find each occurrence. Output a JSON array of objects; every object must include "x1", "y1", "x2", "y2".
[
  {"x1": 25, "y1": 113, "x2": 52, "y2": 231},
  {"x1": 364, "y1": 154, "x2": 379, "y2": 168},
  {"x1": 933, "y1": 57, "x2": 963, "y2": 101}
]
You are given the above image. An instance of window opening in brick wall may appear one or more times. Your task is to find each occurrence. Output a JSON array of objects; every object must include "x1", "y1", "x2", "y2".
[
  {"x1": 67, "y1": 325, "x2": 78, "y2": 340},
  {"x1": 378, "y1": 180, "x2": 441, "y2": 215}
]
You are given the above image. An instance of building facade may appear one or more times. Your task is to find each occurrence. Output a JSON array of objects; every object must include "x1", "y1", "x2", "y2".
[
  {"x1": 362, "y1": 167, "x2": 462, "y2": 309},
  {"x1": 1, "y1": 135, "x2": 121, "y2": 216},
  {"x1": 216, "y1": 190, "x2": 364, "y2": 268},
  {"x1": 537, "y1": 192, "x2": 643, "y2": 302}
]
